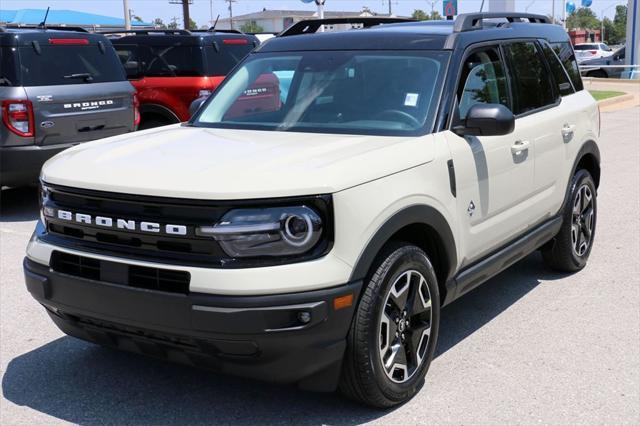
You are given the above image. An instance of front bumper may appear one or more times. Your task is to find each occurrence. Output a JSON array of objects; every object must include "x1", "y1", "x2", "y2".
[
  {"x1": 24, "y1": 257, "x2": 361, "y2": 391},
  {"x1": 0, "y1": 144, "x2": 75, "y2": 187}
]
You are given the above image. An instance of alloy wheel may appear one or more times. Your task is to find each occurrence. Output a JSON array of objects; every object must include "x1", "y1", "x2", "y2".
[
  {"x1": 379, "y1": 270, "x2": 432, "y2": 383},
  {"x1": 571, "y1": 184, "x2": 595, "y2": 257}
]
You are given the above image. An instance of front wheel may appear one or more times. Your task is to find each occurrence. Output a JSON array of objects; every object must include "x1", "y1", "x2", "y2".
[
  {"x1": 339, "y1": 244, "x2": 440, "y2": 407},
  {"x1": 542, "y1": 169, "x2": 597, "y2": 272}
]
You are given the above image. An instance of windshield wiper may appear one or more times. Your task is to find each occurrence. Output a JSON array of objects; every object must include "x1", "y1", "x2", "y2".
[{"x1": 63, "y1": 73, "x2": 94, "y2": 82}]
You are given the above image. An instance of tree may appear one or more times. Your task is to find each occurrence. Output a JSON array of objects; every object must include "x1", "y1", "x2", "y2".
[
  {"x1": 566, "y1": 7, "x2": 600, "y2": 30},
  {"x1": 429, "y1": 11, "x2": 443, "y2": 20},
  {"x1": 411, "y1": 9, "x2": 429, "y2": 21},
  {"x1": 167, "y1": 17, "x2": 179, "y2": 30},
  {"x1": 612, "y1": 5, "x2": 627, "y2": 43},
  {"x1": 189, "y1": 18, "x2": 198, "y2": 30},
  {"x1": 153, "y1": 18, "x2": 167, "y2": 29},
  {"x1": 240, "y1": 21, "x2": 264, "y2": 33}
]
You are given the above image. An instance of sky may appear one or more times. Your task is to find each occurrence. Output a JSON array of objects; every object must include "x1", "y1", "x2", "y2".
[{"x1": 0, "y1": 0, "x2": 626, "y2": 28}]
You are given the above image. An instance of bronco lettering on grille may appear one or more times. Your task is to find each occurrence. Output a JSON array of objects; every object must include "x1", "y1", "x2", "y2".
[{"x1": 55, "y1": 209, "x2": 188, "y2": 235}]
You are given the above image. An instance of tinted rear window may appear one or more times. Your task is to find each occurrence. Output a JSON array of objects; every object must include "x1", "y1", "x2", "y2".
[
  {"x1": 205, "y1": 42, "x2": 254, "y2": 76},
  {"x1": 115, "y1": 44, "x2": 205, "y2": 77},
  {"x1": 18, "y1": 44, "x2": 126, "y2": 86},
  {"x1": 574, "y1": 44, "x2": 598, "y2": 50}
]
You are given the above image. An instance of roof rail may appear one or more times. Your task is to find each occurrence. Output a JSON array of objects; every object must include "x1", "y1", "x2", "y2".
[
  {"x1": 99, "y1": 29, "x2": 191, "y2": 36},
  {"x1": 280, "y1": 17, "x2": 415, "y2": 37},
  {"x1": 3, "y1": 24, "x2": 89, "y2": 33},
  {"x1": 453, "y1": 13, "x2": 549, "y2": 33}
]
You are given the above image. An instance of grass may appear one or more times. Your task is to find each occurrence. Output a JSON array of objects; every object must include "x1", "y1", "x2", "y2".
[{"x1": 589, "y1": 90, "x2": 626, "y2": 101}]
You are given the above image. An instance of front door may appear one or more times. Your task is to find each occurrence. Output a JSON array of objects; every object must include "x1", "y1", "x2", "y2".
[{"x1": 445, "y1": 45, "x2": 535, "y2": 265}]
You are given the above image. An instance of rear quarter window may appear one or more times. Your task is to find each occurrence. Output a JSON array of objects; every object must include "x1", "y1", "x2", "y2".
[
  {"x1": 540, "y1": 41, "x2": 574, "y2": 96},
  {"x1": 550, "y1": 42, "x2": 584, "y2": 92},
  {"x1": 17, "y1": 43, "x2": 126, "y2": 86}
]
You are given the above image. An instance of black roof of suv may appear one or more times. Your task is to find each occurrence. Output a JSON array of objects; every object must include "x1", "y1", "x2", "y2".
[{"x1": 261, "y1": 13, "x2": 570, "y2": 52}]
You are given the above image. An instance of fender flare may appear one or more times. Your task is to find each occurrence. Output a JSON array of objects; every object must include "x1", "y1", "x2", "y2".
[
  {"x1": 348, "y1": 205, "x2": 457, "y2": 283},
  {"x1": 139, "y1": 104, "x2": 181, "y2": 124},
  {"x1": 558, "y1": 140, "x2": 601, "y2": 215}
]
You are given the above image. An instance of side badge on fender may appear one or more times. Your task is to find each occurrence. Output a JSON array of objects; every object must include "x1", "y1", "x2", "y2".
[{"x1": 467, "y1": 201, "x2": 476, "y2": 217}]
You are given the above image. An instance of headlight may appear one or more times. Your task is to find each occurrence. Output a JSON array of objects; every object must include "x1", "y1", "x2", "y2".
[{"x1": 197, "y1": 206, "x2": 323, "y2": 258}]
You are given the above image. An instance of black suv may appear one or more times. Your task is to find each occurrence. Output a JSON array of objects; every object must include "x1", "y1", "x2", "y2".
[
  {"x1": 108, "y1": 29, "x2": 259, "y2": 129},
  {"x1": 0, "y1": 26, "x2": 137, "y2": 188}
]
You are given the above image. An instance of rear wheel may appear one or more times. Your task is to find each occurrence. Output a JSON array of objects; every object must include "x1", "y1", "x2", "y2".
[
  {"x1": 542, "y1": 169, "x2": 597, "y2": 272},
  {"x1": 586, "y1": 70, "x2": 608, "y2": 78},
  {"x1": 339, "y1": 244, "x2": 440, "y2": 407}
]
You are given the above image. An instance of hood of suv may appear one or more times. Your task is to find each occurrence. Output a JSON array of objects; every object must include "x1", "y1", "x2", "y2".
[{"x1": 41, "y1": 125, "x2": 435, "y2": 199}]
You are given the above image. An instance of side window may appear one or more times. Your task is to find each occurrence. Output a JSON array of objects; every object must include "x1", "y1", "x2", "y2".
[
  {"x1": 540, "y1": 41, "x2": 574, "y2": 96},
  {"x1": 550, "y1": 42, "x2": 584, "y2": 92},
  {"x1": 503, "y1": 42, "x2": 556, "y2": 115},
  {"x1": 457, "y1": 47, "x2": 510, "y2": 120}
]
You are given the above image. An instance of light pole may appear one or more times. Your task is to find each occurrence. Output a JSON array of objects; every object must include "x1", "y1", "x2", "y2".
[
  {"x1": 123, "y1": 0, "x2": 131, "y2": 30},
  {"x1": 601, "y1": 2, "x2": 617, "y2": 43},
  {"x1": 316, "y1": 0, "x2": 325, "y2": 32}
]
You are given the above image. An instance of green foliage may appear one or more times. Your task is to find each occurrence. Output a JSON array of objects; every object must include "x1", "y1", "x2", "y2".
[
  {"x1": 240, "y1": 21, "x2": 265, "y2": 33},
  {"x1": 153, "y1": 18, "x2": 166, "y2": 29},
  {"x1": 411, "y1": 9, "x2": 443, "y2": 21},
  {"x1": 566, "y1": 7, "x2": 600, "y2": 30},
  {"x1": 411, "y1": 9, "x2": 429, "y2": 21},
  {"x1": 189, "y1": 18, "x2": 198, "y2": 30}
]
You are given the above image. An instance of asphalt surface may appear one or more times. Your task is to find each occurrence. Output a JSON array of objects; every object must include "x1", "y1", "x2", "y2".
[{"x1": 1, "y1": 106, "x2": 639, "y2": 425}]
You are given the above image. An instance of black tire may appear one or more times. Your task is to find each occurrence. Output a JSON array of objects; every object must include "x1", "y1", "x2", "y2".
[
  {"x1": 586, "y1": 70, "x2": 608, "y2": 79},
  {"x1": 542, "y1": 169, "x2": 597, "y2": 272},
  {"x1": 138, "y1": 119, "x2": 171, "y2": 130},
  {"x1": 339, "y1": 243, "x2": 440, "y2": 408}
]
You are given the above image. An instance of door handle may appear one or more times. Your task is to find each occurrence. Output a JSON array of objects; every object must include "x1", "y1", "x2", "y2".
[
  {"x1": 511, "y1": 140, "x2": 530, "y2": 156},
  {"x1": 562, "y1": 124, "x2": 576, "y2": 137}
]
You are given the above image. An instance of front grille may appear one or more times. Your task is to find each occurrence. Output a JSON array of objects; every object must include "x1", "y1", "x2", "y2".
[
  {"x1": 40, "y1": 183, "x2": 333, "y2": 268},
  {"x1": 51, "y1": 251, "x2": 191, "y2": 294}
]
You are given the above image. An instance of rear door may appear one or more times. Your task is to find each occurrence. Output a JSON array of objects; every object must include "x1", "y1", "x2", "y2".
[{"x1": 18, "y1": 37, "x2": 135, "y2": 145}]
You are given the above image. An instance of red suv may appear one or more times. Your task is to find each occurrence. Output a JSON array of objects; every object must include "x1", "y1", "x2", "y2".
[{"x1": 110, "y1": 29, "x2": 258, "y2": 129}]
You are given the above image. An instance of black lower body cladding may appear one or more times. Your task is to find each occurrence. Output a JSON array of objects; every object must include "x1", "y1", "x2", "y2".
[
  {"x1": 23, "y1": 257, "x2": 362, "y2": 391},
  {"x1": 0, "y1": 144, "x2": 73, "y2": 187}
]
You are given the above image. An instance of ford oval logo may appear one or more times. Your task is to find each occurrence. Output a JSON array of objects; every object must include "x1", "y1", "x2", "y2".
[{"x1": 40, "y1": 121, "x2": 55, "y2": 129}]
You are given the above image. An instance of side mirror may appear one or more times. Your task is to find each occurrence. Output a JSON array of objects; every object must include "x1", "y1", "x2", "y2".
[
  {"x1": 189, "y1": 96, "x2": 207, "y2": 118},
  {"x1": 454, "y1": 103, "x2": 515, "y2": 137}
]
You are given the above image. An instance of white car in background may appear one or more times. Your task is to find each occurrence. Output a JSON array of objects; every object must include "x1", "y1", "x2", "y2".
[{"x1": 574, "y1": 43, "x2": 614, "y2": 63}]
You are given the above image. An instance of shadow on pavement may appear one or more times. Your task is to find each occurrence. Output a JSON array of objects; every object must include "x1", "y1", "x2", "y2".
[
  {"x1": 0, "y1": 186, "x2": 39, "y2": 222},
  {"x1": 2, "y1": 255, "x2": 567, "y2": 425}
]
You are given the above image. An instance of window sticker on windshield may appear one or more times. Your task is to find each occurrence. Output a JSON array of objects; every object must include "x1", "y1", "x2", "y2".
[{"x1": 404, "y1": 93, "x2": 419, "y2": 107}]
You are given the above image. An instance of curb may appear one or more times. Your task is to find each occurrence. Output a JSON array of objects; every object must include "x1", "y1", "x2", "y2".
[
  {"x1": 597, "y1": 93, "x2": 635, "y2": 107},
  {"x1": 584, "y1": 77, "x2": 640, "y2": 85}
]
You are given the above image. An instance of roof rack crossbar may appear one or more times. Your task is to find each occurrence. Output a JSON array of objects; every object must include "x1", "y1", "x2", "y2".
[
  {"x1": 99, "y1": 29, "x2": 191, "y2": 35},
  {"x1": 280, "y1": 17, "x2": 415, "y2": 37},
  {"x1": 3, "y1": 24, "x2": 89, "y2": 33},
  {"x1": 453, "y1": 12, "x2": 549, "y2": 33}
]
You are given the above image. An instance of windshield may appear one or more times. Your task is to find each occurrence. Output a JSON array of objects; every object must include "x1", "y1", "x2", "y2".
[
  {"x1": 193, "y1": 50, "x2": 449, "y2": 136},
  {"x1": 17, "y1": 45, "x2": 125, "y2": 86}
]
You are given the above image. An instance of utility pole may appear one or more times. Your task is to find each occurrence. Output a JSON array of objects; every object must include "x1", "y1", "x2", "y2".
[
  {"x1": 210, "y1": 0, "x2": 214, "y2": 26},
  {"x1": 388, "y1": 0, "x2": 393, "y2": 16},
  {"x1": 123, "y1": 0, "x2": 131, "y2": 30},
  {"x1": 182, "y1": 0, "x2": 191, "y2": 30},
  {"x1": 226, "y1": 0, "x2": 236, "y2": 30},
  {"x1": 316, "y1": 0, "x2": 325, "y2": 32}
]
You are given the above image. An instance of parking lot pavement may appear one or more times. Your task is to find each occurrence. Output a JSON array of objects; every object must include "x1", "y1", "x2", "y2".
[{"x1": 1, "y1": 106, "x2": 639, "y2": 426}]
